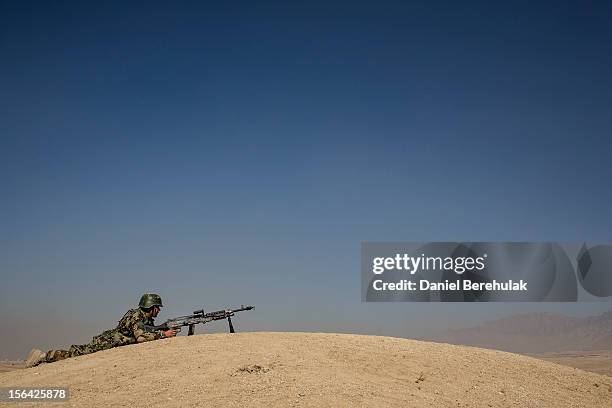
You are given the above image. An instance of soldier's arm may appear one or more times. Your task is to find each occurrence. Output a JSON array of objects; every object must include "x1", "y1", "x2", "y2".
[{"x1": 131, "y1": 321, "x2": 164, "y2": 343}]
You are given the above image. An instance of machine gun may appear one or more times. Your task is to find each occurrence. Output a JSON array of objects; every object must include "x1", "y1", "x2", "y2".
[{"x1": 145, "y1": 305, "x2": 254, "y2": 335}]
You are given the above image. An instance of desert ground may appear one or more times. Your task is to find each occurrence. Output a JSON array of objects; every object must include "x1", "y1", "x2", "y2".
[
  {"x1": 426, "y1": 311, "x2": 612, "y2": 377},
  {"x1": 1, "y1": 332, "x2": 611, "y2": 407},
  {"x1": 0, "y1": 363, "x2": 23, "y2": 374},
  {"x1": 531, "y1": 351, "x2": 612, "y2": 377}
]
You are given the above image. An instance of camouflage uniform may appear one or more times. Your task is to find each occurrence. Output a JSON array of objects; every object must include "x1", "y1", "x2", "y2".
[{"x1": 45, "y1": 308, "x2": 164, "y2": 363}]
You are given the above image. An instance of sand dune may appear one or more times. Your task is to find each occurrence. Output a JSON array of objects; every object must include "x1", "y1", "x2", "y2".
[{"x1": 1, "y1": 332, "x2": 611, "y2": 407}]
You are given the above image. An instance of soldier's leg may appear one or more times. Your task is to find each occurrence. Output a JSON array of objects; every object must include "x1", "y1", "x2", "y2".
[
  {"x1": 44, "y1": 342, "x2": 98, "y2": 363},
  {"x1": 67, "y1": 343, "x2": 97, "y2": 356},
  {"x1": 42, "y1": 331, "x2": 120, "y2": 364},
  {"x1": 44, "y1": 349, "x2": 72, "y2": 363}
]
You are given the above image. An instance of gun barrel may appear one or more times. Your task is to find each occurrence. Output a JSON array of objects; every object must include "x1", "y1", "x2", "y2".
[
  {"x1": 146, "y1": 305, "x2": 254, "y2": 336},
  {"x1": 193, "y1": 305, "x2": 255, "y2": 315}
]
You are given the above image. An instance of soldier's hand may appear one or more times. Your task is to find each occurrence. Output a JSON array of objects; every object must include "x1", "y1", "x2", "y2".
[{"x1": 163, "y1": 329, "x2": 178, "y2": 338}]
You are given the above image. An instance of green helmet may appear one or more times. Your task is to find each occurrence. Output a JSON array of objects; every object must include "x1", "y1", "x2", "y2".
[{"x1": 139, "y1": 293, "x2": 163, "y2": 309}]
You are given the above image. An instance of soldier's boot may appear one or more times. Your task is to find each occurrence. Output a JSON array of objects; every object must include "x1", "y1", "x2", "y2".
[{"x1": 25, "y1": 349, "x2": 47, "y2": 368}]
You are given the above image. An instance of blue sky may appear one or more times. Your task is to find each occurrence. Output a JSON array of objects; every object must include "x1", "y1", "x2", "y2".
[{"x1": 1, "y1": 1, "x2": 611, "y2": 359}]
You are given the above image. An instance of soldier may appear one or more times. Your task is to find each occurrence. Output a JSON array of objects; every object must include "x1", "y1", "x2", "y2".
[{"x1": 25, "y1": 293, "x2": 177, "y2": 367}]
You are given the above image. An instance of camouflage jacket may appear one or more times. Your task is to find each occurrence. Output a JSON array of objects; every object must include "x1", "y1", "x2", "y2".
[{"x1": 116, "y1": 308, "x2": 164, "y2": 343}]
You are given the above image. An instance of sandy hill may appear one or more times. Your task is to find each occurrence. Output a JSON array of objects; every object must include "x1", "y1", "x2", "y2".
[
  {"x1": 1, "y1": 332, "x2": 611, "y2": 407},
  {"x1": 428, "y1": 311, "x2": 612, "y2": 354}
]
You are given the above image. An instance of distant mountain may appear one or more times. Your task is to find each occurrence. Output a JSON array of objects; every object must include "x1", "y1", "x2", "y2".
[{"x1": 426, "y1": 311, "x2": 612, "y2": 353}]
